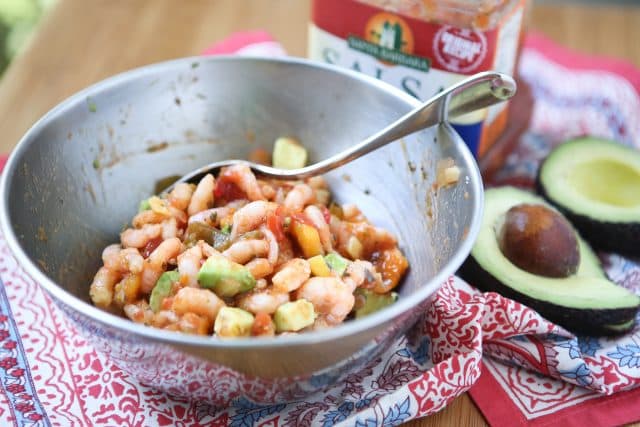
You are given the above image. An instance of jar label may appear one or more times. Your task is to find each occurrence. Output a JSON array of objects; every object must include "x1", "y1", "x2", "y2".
[{"x1": 309, "y1": 0, "x2": 525, "y2": 156}]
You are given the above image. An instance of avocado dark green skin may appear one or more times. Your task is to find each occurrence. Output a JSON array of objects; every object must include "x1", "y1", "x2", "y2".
[
  {"x1": 535, "y1": 175, "x2": 640, "y2": 258},
  {"x1": 459, "y1": 256, "x2": 638, "y2": 336}
]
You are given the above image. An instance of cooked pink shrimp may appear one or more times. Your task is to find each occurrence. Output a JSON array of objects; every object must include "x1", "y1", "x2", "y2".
[
  {"x1": 222, "y1": 239, "x2": 269, "y2": 264},
  {"x1": 284, "y1": 183, "x2": 315, "y2": 213},
  {"x1": 172, "y1": 287, "x2": 225, "y2": 322},
  {"x1": 304, "y1": 205, "x2": 332, "y2": 252},
  {"x1": 187, "y1": 174, "x2": 215, "y2": 216},
  {"x1": 102, "y1": 245, "x2": 144, "y2": 274},
  {"x1": 295, "y1": 277, "x2": 355, "y2": 326},
  {"x1": 342, "y1": 204, "x2": 366, "y2": 222},
  {"x1": 151, "y1": 310, "x2": 180, "y2": 328},
  {"x1": 120, "y1": 223, "x2": 162, "y2": 248},
  {"x1": 89, "y1": 266, "x2": 120, "y2": 308},
  {"x1": 123, "y1": 301, "x2": 154, "y2": 324},
  {"x1": 272, "y1": 258, "x2": 311, "y2": 293},
  {"x1": 177, "y1": 244, "x2": 203, "y2": 287},
  {"x1": 237, "y1": 289, "x2": 290, "y2": 315},
  {"x1": 188, "y1": 204, "x2": 238, "y2": 226},
  {"x1": 245, "y1": 258, "x2": 273, "y2": 279},
  {"x1": 161, "y1": 217, "x2": 180, "y2": 240},
  {"x1": 220, "y1": 164, "x2": 265, "y2": 201},
  {"x1": 230, "y1": 201, "x2": 278, "y2": 239},
  {"x1": 141, "y1": 237, "x2": 182, "y2": 293},
  {"x1": 168, "y1": 182, "x2": 194, "y2": 211},
  {"x1": 259, "y1": 182, "x2": 276, "y2": 200},
  {"x1": 132, "y1": 210, "x2": 167, "y2": 228},
  {"x1": 168, "y1": 206, "x2": 188, "y2": 225},
  {"x1": 306, "y1": 176, "x2": 328, "y2": 190},
  {"x1": 260, "y1": 225, "x2": 279, "y2": 265},
  {"x1": 343, "y1": 260, "x2": 382, "y2": 292}
]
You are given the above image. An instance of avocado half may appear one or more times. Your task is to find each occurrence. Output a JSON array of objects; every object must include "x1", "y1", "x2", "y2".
[
  {"x1": 460, "y1": 186, "x2": 640, "y2": 335},
  {"x1": 537, "y1": 138, "x2": 640, "y2": 256}
]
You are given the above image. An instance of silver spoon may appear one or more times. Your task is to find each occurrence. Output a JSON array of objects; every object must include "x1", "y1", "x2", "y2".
[{"x1": 168, "y1": 71, "x2": 516, "y2": 189}]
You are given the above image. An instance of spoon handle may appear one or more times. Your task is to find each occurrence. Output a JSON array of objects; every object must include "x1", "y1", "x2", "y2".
[
  {"x1": 255, "y1": 71, "x2": 516, "y2": 180},
  {"x1": 171, "y1": 71, "x2": 517, "y2": 187}
]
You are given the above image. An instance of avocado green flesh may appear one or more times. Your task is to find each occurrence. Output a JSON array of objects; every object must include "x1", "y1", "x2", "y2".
[
  {"x1": 274, "y1": 300, "x2": 316, "y2": 332},
  {"x1": 197, "y1": 256, "x2": 255, "y2": 297},
  {"x1": 149, "y1": 271, "x2": 180, "y2": 312},
  {"x1": 539, "y1": 138, "x2": 640, "y2": 222},
  {"x1": 214, "y1": 307, "x2": 254, "y2": 337},
  {"x1": 472, "y1": 187, "x2": 640, "y2": 310},
  {"x1": 325, "y1": 252, "x2": 349, "y2": 276},
  {"x1": 604, "y1": 318, "x2": 636, "y2": 333},
  {"x1": 354, "y1": 289, "x2": 398, "y2": 318}
]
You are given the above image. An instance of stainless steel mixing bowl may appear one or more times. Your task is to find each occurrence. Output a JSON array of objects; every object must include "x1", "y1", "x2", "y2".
[{"x1": 0, "y1": 56, "x2": 482, "y2": 404}]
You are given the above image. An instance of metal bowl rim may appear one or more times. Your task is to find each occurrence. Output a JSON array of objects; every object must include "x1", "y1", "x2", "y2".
[{"x1": 0, "y1": 55, "x2": 483, "y2": 349}]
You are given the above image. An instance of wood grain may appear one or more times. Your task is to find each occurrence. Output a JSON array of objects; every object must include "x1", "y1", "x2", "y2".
[{"x1": 0, "y1": 1, "x2": 638, "y2": 426}]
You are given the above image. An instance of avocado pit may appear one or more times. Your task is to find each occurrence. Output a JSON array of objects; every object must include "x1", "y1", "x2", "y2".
[{"x1": 498, "y1": 203, "x2": 580, "y2": 278}]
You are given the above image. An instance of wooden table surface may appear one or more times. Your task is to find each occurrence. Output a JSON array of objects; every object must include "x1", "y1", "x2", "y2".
[{"x1": 1, "y1": 1, "x2": 639, "y2": 426}]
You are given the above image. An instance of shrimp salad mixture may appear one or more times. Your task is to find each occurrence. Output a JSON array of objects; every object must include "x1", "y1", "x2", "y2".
[{"x1": 89, "y1": 139, "x2": 409, "y2": 338}]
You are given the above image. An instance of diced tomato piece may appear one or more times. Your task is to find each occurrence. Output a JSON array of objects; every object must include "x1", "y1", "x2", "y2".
[
  {"x1": 214, "y1": 176, "x2": 246, "y2": 202},
  {"x1": 267, "y1": 206, "x2": 286, "y2": 241},
  {"x1": 141, "y1": 237, "x2": 163, "y2": 258}
]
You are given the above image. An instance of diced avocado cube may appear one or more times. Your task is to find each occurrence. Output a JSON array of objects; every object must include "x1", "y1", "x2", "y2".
[
  {"x1": 138, "y1": 198, "x2": 151, "y2": 212},
  {"x1": 149, "y1": 270, "x2": 180, "y2": 312},
  {"x1": 274, "y1": 299, "x2": 316, "y2": 332},
  {"x1": 214, "y1": 307, "x2": 254, "y2": 337},
  {"x1": 197, "y1": 256, "x2": 256, "y2": 297},
  {"x1": 272, "y1": 137, "x2": 308, "y2": 169},
  {"x1": 324, "y1": 252, "x2": 349, "y2": 276},
  {"x1": 308, "y1": 255, "x2": 331, "y2": 277},
  {"x1": 354, "y1": 289, "x2": 398, "y2": 318}
]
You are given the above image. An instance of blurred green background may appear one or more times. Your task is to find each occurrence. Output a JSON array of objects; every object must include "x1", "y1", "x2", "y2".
[{"x1": 0, "y1": 0, "x2": 56, "y2": 75}]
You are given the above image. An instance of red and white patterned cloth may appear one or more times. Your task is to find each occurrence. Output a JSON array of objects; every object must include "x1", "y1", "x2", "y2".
[{"x1": 0, "y1": 31, "x2": 639, "y2": 426}]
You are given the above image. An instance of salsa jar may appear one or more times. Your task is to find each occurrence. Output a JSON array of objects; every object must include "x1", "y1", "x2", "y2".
[{"x1": 308, "y1": 0, "x2": 529, "y2": 158}]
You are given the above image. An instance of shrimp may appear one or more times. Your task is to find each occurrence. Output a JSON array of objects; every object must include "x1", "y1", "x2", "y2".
[
  {"x1": 304, "y1": 205, "x2": 332, "y2": 252},
  {"x1": 101, "y1": 244, "x2": 122, "y2": 266},
  {"x1": 272, "y1": 258, "x2": 311, "y2": 293},
  {"x1": 342, "y1": 204, "x2": 366, "y2": 222},
  {"x1": 259, "y1": 225, "x2": 279, "y2": 265},
  {"x1": 140, "y1": 237, "x2": 182, "y2": 293},
  {"x1": 230, "y1": 201, "x2": 278, "y2": 239},
  {"x1": 237, "y1": 289, "x2": 290, "y2": 315},
  {"x1": 168, "y1": 182, "x2": 195, "y2": 211},
  {"x1": 123, "y1": 301, "x2": 154, "y2": 324},
  {"x1": 161, "y1": 217, "x2": 180, "y2": 240},
  {"x1": 343, "y1": 260, "x2": 382, "y2": 292},
  {"x1": 177, "y1": 244, "x2": 203, "y2": 287},
  {"x1": 172, "y1": 287, "x2": 225, "y2": 322},
  {"x1": 283, "y1": 183, "x2": 315, "y2": 213},
  {"x1": 306, "y1": 176, "x2": 328, "y2": 190},
  {"x1": 259, "y1": 182, "x2": 276, "y2": 200},
  {"x1": 219, "y1": 164, "x2": 265, "y2": 201},
  {"x1": 245, "y1": 258, "x2": 273, "y2": 279},
  {"x1": 151, "y1": 310, "x2": 180, "y2": 328},
  {"x1": 295, "y1": 277, "x2": 355, "y2": 326},
  {"x1": 132, "y1": 210, "x2": 167, "y2": 228},
  {"x1": 188, "y1": 204, "x2": 238, "y2": 226},
  {"x1": 178, "y1": 312, "x2": 211, "y2": 335},
  {"x1": 187, "y1": 174, "x2": 215, "y2": 216},
  {"x1": 222, "y1": 239, "x2": 269, "y2": 264},
  {"x1": 120, "y1": 223, "x2": 162, "y2": 248},
  {"x1": 89, "y1": 266, "x2": 120, "y2": 308}
]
